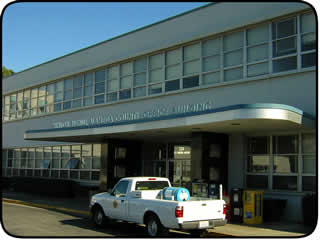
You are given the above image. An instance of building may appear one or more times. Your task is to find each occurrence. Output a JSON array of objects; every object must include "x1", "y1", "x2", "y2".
[{"x1": 2, "y1": 2, "x2": 316, "y2": 223}]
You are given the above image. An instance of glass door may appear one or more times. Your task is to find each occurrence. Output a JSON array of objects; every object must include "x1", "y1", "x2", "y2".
[
  {"x1": 152, "y1": 143, "x2": 191, "y2": 188},
  {"x1": 152, "y1": 144, "x2": 167, "y2": 178},
  {"x1": 171, "y1": 145, "x2": 191, "y2": 188}
]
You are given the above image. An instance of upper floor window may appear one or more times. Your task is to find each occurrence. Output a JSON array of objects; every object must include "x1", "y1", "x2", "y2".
[{"x1": 300, "y1": 12, "x2": 316, "y2": 68}]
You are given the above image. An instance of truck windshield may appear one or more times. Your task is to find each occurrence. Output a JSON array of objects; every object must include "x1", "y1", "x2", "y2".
[{"x1": 135, "y1": 181, "x2": 169, "y2": 190}]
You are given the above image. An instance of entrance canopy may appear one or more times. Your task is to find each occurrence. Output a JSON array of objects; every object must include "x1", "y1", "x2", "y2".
[{"x1": 24, "y1": 103, "x2": 315, "y2": 143}]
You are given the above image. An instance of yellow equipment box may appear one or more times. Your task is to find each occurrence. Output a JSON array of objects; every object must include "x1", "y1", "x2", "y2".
[{"x1": 243, "y1": 190, "x2": 263, "y2": 224}]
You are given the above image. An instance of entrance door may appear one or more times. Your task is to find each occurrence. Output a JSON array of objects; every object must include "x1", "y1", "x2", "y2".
[
  {"x1": 171, "y1": 145, "x2": 191, "y2": 188},
  {"x1": 152, "y1": 143, "x2": 191, "y2": 189}
]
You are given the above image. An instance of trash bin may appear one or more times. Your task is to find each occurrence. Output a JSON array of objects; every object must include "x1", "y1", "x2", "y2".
[{"x1": 243, "y1": 190, "x2": 263, "y2": 224}]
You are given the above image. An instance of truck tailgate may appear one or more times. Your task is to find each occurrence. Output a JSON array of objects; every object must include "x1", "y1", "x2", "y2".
[{"x1": 181, "y1": 200, "x2": 225, "y2": 222}]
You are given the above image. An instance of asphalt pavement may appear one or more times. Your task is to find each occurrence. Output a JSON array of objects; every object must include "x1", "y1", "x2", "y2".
[{"x1": 1, "y1": 190, "x2": 316, "y2": 237}]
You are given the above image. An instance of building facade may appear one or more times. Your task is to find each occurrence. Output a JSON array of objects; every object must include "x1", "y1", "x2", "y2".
[{"x1": 2, "y1": 2, "x2": 316, "y2": 222}]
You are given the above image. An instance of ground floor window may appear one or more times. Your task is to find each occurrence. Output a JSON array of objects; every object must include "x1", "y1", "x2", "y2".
[
  {"x1": 2, "y1": 143, "x2": 101, "y2": 182},
  {"x1": 246, "y1": 132, "x2": 316, "y2": 192}
]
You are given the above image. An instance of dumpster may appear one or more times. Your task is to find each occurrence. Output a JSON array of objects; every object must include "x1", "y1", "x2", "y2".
[{"x1": 243, "y1": 190, "x2": 263, "y2": 224}]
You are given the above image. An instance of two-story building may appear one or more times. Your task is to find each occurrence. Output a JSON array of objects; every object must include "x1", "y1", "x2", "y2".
[{"x1": 2, "y1": 2, "x2": 316, "y2": 222}]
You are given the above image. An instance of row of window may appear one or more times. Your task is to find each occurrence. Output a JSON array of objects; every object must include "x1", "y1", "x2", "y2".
[
  {"x1": 3, "y1": 11, "x2": 316, "y2": 122},
  {"x1": 3, "y1": 168, "x2": 100, "y2": 182},
  {"x1": 2, "y1": 144, "x2": 101, "y2": 170},
  {"x1": 246, "y1": 133, "x2": 316, "y2": 192}
]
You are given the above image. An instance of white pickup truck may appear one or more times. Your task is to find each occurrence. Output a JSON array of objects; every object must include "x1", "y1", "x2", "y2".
[{"x1": 89, "y1": 177, "x2": 227, "y2": 237}]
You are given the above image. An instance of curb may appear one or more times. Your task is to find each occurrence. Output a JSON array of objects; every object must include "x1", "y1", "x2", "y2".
[{"x1": 2, "y1": 198, "x2": 90, "y2": 217}]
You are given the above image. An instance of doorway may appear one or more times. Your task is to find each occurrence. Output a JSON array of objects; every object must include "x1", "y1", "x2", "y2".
[{"x1": 151, "y1": 143, "x2": 191, "y2": 189}]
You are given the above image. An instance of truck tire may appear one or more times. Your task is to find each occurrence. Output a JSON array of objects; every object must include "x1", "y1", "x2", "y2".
[
  {"x1": 92, "y1": 206, "x2": 107, "y2": 228},
  {"x1": 190, "y1": 229, "x2": 208, "y2": 237},
  {"x1": 146, "y1": 215, "x2": 165, "y2": 237}
]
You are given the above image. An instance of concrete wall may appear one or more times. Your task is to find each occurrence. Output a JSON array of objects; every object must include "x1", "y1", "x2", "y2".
[
  {"x1": 228, "y1": 134, "x2": 246, "y2": 190},
  {"x1": 264, "y1": 192, "x2": 305, "y2": 223},
  {"x1": 3, "y1": 2, "x2": 310, "y2": 94}
]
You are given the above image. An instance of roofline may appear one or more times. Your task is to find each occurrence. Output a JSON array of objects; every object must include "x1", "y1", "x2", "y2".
[{"x1": 4, "y1": 2, "x2": 216, "y2": 78}]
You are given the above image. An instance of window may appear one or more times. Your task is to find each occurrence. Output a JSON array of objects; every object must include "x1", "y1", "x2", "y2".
[
  {"x1": 246, "y1": 133, "x2": 313, "y2": 192},
  {"x1": 247, "y1": 24, "x2": 269, "y2": 77},
  {"x1": 37, "y1": 86, "x2": 46, "y2": 115},
  {"x1": 92, "y1": 144, "x2": 101, "y2": 169},
  {"x1": 107, "y1": 66, "x2": 119, "y2": 102},
  {"x1": 9, "y1": 94, "x2": 17, "y2": 120},
  {"x1": 30, "y1": 88, "x2": 39, "y2": 116},
  {"x1": 52, "y1": 146, "x2": 61, "y2": 169},
  {"x1": 43, "y1": 147, "x2": 52, "y2": 169},
  {"x1": 148, "y1": 83, "x2": 162, "y2": 95},
  {"x1": 224, "y1": 31, "x2": 243, "y2": 66},
  {"x1": 94, "y1": 70, "x2": 106, "y2": 104},
  {"x1": 202, "y1": 37, "x2": 221, "y2": 85},
  {"x1": 4, "y1": 96, "x2": 10, "y2": 121},
  {"x1": 17, "y1": 92, "x2": 23, "y2": 118},
  {"x1": 84, "y1": 72, "x2": 94, "y2": 106},
  {"x1": 35, "y1": 147, "x2": 43, "y2": 169},
  {"x1": 149, "y1": 54, "x2": 164, "y2": 83},
  {"x1": 301, "y1": 12, "x2": 316, "y2": 68},
  {"x1": 149, "y1": 53, "x2": 164, "y2": 95},
  {"x1": 272, "y1": 17, "x2": 297, "y2": 73},
  {"x1": 183, "y1": 76, "x2": 199, "y2": 89},
  {"x1": 165, "y1": 48, "x2": 181, "y2": 92},
  {"x1": 302, "y1": 133, "x2": 316, "y2": 174},
  {"x1": 135, "y1": 181, "x2": 169, "y2": 190},
  {"x1": 63, "y1": 79, "x2": 72, "y2": 110},
  {"x1": 301, "y1": 133, "x2": 316, "y2": 192},
  {"x1": 82, "y1": 144, "x2": 92, "y2": 169},
  {"x1": 112, "y1": 180, "x2": 129, "y2": 197},
  {"x1": 247, "y1": 137, "x2": 270, "y2": 173},
  {"x1": 72, "y1": 75, "x2": 83, "y2": 109},
  {"x1": 8, "y1": 149, "x2": 13, "y2": 168},
  {"x1": 133, "y1": 58, "x2": 147, "y2": 98},
  {"x1": 61, "y1": 146, "x2": 70, "y2": 169},
  {"x1": 54, "y1": 81, "x2": 63, "y2": 112},
  {"x1": 65, "y1": 158, "x2": 80, "y2": 169},
  {"x1": 223, "y1": 31, "x2": 243, "y2": 81},
  {"x1": 120, "y1": 62, "x2": 132, "y2": 100},
  {"x1": 165, "y1": 79, "x2": 180, "y2": 92},
  {"x1": 46, "y1": 84, "x2": 54, "y2": 113},
  {"x1": 183, "y1": 43, "x2": 200, "y2": 76},
  {"x1": 27, "y1": 148, "x2": 35, "y2": 168}
]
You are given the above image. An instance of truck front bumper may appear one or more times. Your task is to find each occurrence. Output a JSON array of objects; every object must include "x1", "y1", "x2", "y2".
[{"x1": 179, "y1": 219, "x2": 227, "y2": 230}]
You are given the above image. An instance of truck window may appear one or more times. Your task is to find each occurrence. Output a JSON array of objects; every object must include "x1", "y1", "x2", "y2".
[
  {"x1": 112, "y1": 180, "x2": 129, "y2": 197},
  {"x1": 135, "y1": 181, "x2": 169, "y2": 190}
]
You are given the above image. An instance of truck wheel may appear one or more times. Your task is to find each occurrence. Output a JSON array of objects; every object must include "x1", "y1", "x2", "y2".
[
  {"x1": 146, "y1": 215, "x2": 164, "y2": 237},
  {"x1": 92, "y1": 206, "x2": 107, "y2": 227}
]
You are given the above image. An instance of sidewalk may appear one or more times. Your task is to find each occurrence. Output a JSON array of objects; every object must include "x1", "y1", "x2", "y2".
[{"x1": 2, "y1": 190, "x2": 315, "y2": 237}]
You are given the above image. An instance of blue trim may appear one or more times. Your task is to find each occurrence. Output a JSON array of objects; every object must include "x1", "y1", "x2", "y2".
[{"x1": 25, "y1": 103, "x2": 310, "y2": 134}]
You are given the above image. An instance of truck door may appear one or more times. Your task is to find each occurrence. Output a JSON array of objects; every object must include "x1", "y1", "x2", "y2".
[{"x1": 105, "y1": 180, "x2": 129, "y2": 220}]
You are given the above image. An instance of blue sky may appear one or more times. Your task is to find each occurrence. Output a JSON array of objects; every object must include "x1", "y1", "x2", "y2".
[{"x1": 2, "y1": 2, "x2": 210, "y2": 73}]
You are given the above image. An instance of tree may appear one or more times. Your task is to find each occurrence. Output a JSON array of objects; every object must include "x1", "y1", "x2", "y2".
[{"x1": 2, "y1": 66, "x2": 14, "y2": 77}]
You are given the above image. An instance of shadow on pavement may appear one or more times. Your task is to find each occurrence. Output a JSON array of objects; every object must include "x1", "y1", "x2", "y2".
[{"x1": 59, "y1": 218, "x2": 192, "y2": 238}]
